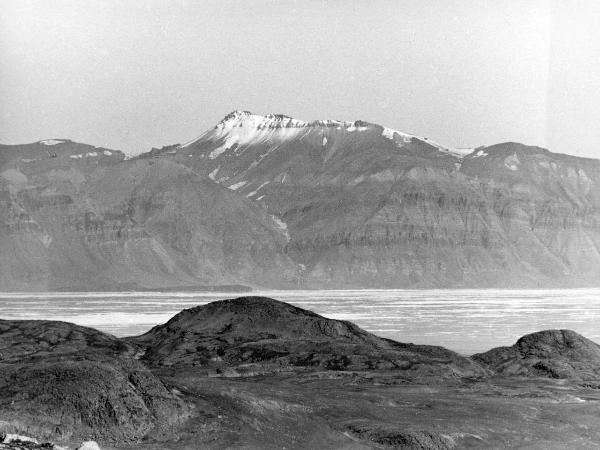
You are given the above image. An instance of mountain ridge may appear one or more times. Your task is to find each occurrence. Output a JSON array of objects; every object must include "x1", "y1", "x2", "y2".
[
  {"x1": 7, "y1": 110, "x2": 600, "y2": 162},
  {"x1": 168, "y1": 111, "x2": 600, "y2": 288},
  {"x1": 2, "y1": 111, "x2": 600, "y2": 290}
]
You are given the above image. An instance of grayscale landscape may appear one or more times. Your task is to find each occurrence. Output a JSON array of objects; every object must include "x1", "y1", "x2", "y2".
[
  {"x1": 2, "y1": 296, "x2": 600, "y2": 450},
  {"x1": 1, "y1": 1, "x2": 600, "y2": 449},
  {"x1": 2, "y1": 289, "x2": 600, "y2": 355},
  {"x1": 2, "y1": 111, "x2": 600, "y2": 291}
]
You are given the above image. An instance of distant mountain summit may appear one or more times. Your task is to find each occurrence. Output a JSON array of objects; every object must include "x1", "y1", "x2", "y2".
[
  {"x1": 1, "y1": 111, "x2": 600, "y2": 290},
  {"x1": 164, "y1": 110, "x2": 600, "y2": 288},
  {"x1": 179, "y1": 109, "x2": 462, "y2": 160}
]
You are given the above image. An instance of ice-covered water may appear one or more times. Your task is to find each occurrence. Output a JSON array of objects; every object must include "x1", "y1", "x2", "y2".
[{"x1": 1, "y1": 289, "x2": 599, "y2": 355}]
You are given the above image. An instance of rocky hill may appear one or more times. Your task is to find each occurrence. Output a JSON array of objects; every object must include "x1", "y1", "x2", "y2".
[
  {"x1": 2, "y1": 112, "x2": 600, "y2": 289},
  {"x1": 1, "y1": 297, "x2": 600, "y2": 449},
  {"x1": 0, "y1": 319, "x2": 188, "y2": 444},
  {"x1": 472, "y1": 329, "x2": 600, "y2": 382},
  {"x1": 0, "y1": 297, "x2": 487, "y2": 445},
  {"x1": 129, "y1": 296, "x2": 484, "y2": 378}
]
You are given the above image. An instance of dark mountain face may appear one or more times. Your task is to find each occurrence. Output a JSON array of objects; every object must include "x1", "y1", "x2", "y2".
[
  {"x1": 130, "y1": 296, "x2": 485, "y2": 378},
  {"x1": 2, "y1": 112, "x2": 600, "y2": 289},
  {"x1": 472, "y1": 329, "x2": 600, "y2": 382}
]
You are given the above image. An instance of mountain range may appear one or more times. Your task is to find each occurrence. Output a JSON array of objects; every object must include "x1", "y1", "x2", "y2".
[{"x1": 1, "y1": 111, "x2": 599, "y2": 290}]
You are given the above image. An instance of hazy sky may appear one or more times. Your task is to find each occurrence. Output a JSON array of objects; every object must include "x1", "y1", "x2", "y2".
[{"x1": 1, "y1": 0, "x2": 599, "y2": 158}]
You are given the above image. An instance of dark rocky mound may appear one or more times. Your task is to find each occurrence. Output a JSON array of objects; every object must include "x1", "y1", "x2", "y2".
[
  {"x1": 129, "y1": 297, "x2": 485, "y2": 379},
  {"x1": 0, "y1": 320, "x2": 188, "y2": 444},
  {"x1": 3, "y1": 301, "x2": 600, "y2": 449},
  {"x1": 472, "y1": 329, "x2": 600, "y2": 382},
  {"x1": 0, "y1": 319, "x2": 135, "y2": 362},
  {"x1": 343, "y1": 421, "x2": 457, "y2": 449}
]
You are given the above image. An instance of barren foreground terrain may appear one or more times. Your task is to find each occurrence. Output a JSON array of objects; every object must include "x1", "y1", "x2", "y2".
[{"x1": 1, "y1": 297, "x2": 599, "y2": 449}]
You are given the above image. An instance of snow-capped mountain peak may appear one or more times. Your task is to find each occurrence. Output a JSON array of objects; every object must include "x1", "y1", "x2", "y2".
[
  {"x1": 179, "y1": 110, "x2": 463, "y2": 158},
  {"x1": 217, "y1": 110, "x2": 308, "y2": 131}
]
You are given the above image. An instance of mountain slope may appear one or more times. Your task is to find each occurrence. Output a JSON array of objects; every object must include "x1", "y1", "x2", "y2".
[
  {"x1": 129, "y1": 296, "x2": 485, "y2": 378},
  {"x1": 0, "y1": 140, "x2": 298, "y2": 290},
  {"x1": 2, "y1": 111, "x2": 600, "y2": 289},
  {"x1": 166, "y1": 111, "x2": 600, "y2": 288}
]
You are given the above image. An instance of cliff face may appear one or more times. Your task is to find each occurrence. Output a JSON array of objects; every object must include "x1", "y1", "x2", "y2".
[{"x1": 2, "y1": 113, "x2": 600, "y2": 290}]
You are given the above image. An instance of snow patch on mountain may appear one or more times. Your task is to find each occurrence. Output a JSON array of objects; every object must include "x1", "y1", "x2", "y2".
[
  {"x1": 413, "y1": 136, "x2": 461, "y2": 156},
  {"x1": 382, "y1": 127, "x2": 413, "y2": 144},
  {"x1": 504, "y1": 153, "x2": 521, "y2": 171},
  {"x1": 454, "y1": 147, "x2": 475, "y2": 156},
  {"x1": 381, "y1": 125, "x2": 463, "y2": 157},
  {"x1": 271, "y1": 215, "x2": 290, "y2": 241},
  {"x1": 183, "y1": 110, "x2": 307, "y2": 152},
  {"x1": 182, "y1": 110, "x2": 466, "y2": 160},
  {"x1": 228, "y1": 181, "x2": 247, "y2": 191},
  {"x1": 179, "y1": 130, "x2": 210, "y2": 149},
  {"x1": 3, "y1": 434, "x2": 39, "y2": 444},
  {"x1": 382, "y1": 127, "x2": 396, "y2": 140},
  {"x1": 39, "y1": 139, "x2": 65, "y2": 146},
  {"x1": 247, "y1": 181, "x2": 270, "y2": 197},
  {"x1": 209, "y1": 167, "x2": 219, "y2": 181},
  {"x1": 381, "y1": 127, "x2": 473, "y2": 158},
  {"x1": 346, "y1": 123, "x2": 368, "y2": 132},
  {"x1": 205, "y1": 112, "x2": 307, "y2": 158},
  {"x1": 208, "y1": 143, "x2": 230, "y2": 159}
]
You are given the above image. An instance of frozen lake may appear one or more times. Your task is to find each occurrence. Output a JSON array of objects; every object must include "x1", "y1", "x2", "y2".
[{"x1": 1, "y1": 289, "x2": 599, "y2": 355}]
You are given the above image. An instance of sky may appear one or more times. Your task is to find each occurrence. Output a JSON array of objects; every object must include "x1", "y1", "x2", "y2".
[{"x1": 1, "y1": 0, "x2": 599, "y2": 158}]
